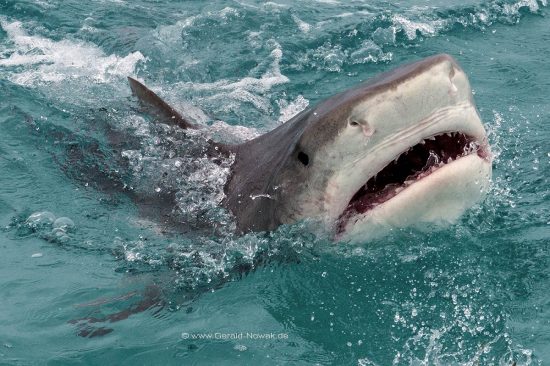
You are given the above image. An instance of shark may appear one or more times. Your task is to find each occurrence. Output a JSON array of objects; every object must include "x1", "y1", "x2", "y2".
[
  {"x1": 128, "y1": 53, "x2": 492, "y2": 243},
  {"x1": 66, "y1": 53, "x2": 492, "y2": 337}
]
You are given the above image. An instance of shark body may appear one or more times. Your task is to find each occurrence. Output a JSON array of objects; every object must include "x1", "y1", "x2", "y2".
[{"x1": 128, "y1": 53, "x2": 492, "y2": 242}]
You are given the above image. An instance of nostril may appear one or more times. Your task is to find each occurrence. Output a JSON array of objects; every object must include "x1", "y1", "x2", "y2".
[
  {"x1": 349, "y1": 118, "x2": 375, "y2": 137},
  {"x1": 449, "y1": 65, "x2": 455, "y2": 80},
  {"x1": 449, "y1": 68, "x2": 458, "y2": 94}
]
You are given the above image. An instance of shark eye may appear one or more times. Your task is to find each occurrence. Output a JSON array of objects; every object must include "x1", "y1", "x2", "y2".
[
  {"x1": 297, "y1": 151, "x2": 309, "y2": 166},
  {"x1": 349, "y1": 120, "x2": 360, "y2": 127}
]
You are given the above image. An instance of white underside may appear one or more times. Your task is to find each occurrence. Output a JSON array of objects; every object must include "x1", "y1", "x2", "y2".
[{"x1": 338, "y1": 154, "x2": 491, "y2": 243}]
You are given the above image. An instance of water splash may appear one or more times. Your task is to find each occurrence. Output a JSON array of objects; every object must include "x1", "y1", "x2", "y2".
[{"x1": 0, "y1": 18, "x2": 144, "y2": 86}]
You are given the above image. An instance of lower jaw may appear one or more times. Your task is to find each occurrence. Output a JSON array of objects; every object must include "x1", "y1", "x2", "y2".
[{"x1": 335, "y1": 154, "x2": 492, "y2": 244}]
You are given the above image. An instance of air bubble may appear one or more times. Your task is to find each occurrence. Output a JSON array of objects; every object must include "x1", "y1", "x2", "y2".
[
  {"x1": 26, "y1": 211, "x2": 56, "y2": 228},
  {"x1": 53, "y1": 217, "x2": 74, "y2": 231},
  {"x1": 51, "y1": 227, "x2": 70, "y2": 242}
]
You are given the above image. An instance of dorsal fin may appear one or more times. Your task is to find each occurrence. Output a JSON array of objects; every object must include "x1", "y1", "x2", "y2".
[
  {"x1": 128, "y1": 76, "x2": 237, "y2": 159},
  {"x1": 128, "y1": 77, "x2": 197, "y2": 130}
]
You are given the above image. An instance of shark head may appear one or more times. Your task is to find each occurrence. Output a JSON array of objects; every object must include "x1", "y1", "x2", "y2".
[{"x1": 225, "y1": 54, "x2": 492, "y2": 242}]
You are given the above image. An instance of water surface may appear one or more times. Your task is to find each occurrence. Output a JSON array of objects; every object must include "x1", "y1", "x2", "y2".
[{"x1": 1, "y1": 0, "x2": 549, "y2": 364}]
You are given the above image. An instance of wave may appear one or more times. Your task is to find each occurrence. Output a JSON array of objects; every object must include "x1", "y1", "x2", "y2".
[
  {"x1": 290, "y1": 0, "x2": 547, "y2": 72},
  {"x1": 0, "y1": 18, "x2": 144, "y2": 86}
]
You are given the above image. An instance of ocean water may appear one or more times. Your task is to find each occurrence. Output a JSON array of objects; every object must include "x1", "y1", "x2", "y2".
[{"x1": 0, "y1": 0, "x2": 549, "y2": 364}]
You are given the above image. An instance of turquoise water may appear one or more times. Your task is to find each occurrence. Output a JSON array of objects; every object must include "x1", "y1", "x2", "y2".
[{"x1": 1, "y1": 0, "x2": 549, "y2": 364}]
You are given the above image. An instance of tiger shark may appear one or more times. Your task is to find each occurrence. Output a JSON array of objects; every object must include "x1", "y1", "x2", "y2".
[{"x1": 128, "y1": 53, "x2": 492, "y2": 243}]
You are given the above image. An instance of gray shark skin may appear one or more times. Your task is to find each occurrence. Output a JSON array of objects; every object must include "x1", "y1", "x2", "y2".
[{"x1": 129, "y1": 53, "x2": 492, "y2": 242}]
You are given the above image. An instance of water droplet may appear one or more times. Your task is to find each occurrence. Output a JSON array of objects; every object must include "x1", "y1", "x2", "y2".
[{"x1": 234, "y1": 344, "x2": 247, "y2": 352}]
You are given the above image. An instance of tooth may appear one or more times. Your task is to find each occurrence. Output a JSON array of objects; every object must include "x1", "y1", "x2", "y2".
[
  {"x1": 395, "y1": 187, "x2": 404, "y2": 193},
  {"x1": 446, "y1": 133, "x2": 452, "y2": 137},
  {"x1": 448, "y1": 157, "x2": 453, "y2": 163},
  {"x1": 428, "y1": 136, "x2": 436, "y2": 141},
  {"x1": 420, "y1": 140, "x2": 426, "y2": 144}
]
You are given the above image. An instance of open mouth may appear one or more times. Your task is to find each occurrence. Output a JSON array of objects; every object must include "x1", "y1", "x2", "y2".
[{"x1": 337, "y1": 132, "x2": 489, "y2": 231}]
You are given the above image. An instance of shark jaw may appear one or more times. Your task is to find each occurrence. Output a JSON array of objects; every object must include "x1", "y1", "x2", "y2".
[{"x1": 335, "y1": 132, "x2": 491, "y2": 243}]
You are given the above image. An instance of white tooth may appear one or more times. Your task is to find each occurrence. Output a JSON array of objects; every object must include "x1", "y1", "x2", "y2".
[
  {"x1": 428, "y1": 136, "x2": 436, "y2": 141},
  {"x1": 448, "y1": 157, "x2": 453, "y2": 163},
  {"x1": 395, "y1": 187, "x2": 404, "y2": 193},
  {"x1": 420, "y1": 140, "x2": 426, "y2": 144},
  {"x1": 446, "y1": 133, "x2": 452, "y2": 137}
]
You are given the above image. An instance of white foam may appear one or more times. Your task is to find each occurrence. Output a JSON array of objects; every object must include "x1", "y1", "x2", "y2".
[
  {"x1": 388, "y1": 0, "x2": 547, "y2": 42},
  {"x1": 391, "y1": 15, "x2": 444, "y2": 40},
  {"x1": 209, "y1": 120, "x2": 260, "y2": 143},
  {"x1": 154, "y1": 7, "x2": 239, "y2": 44},
  {"x1": 263, "y1": 2, "x2": 289, "y2": 10},
  {"x1": 186, "y1": 45, "x2": 288, "y2": 94},
  {"x1": 504, "y1": 0, "x2": 544, "y2": 14},
  {"x1": 168, "y1": 42, "x2": 289, "y2": 117},
  {"x1": 0, "y1": 18, "x2": 144, "y2": 86},
  {"x1": 292, "y1": 14, "x2": 312, "y2": 33},
  {"x1": 350, "y1": 40, "x2": 393, "y2": 65},
  {"x1": 305, "y1": 43, "x2": 346, "y2": 72},
  {"x1": 277, "y1": 95, "x2": 309, "y2": 123}
]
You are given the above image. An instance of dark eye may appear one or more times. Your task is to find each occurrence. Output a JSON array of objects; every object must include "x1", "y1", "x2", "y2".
[{"x1": 297, "y1": 151, "x2": 309, "y2": 166}]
